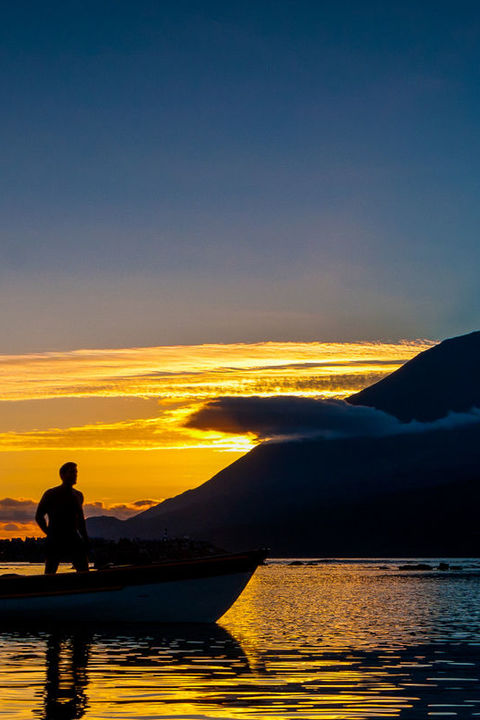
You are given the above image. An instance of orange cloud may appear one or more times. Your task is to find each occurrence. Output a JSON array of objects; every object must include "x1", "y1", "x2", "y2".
[
  {"x1": 0, "y1": 340, "x2": 432, "y2": 401},
  {"x1": 0, "y1": 414, "x2": 255, "y2": 452},
  {"x1": 0, "y1": 521, "x2": 39, "y2": 538},
  {"x1": 0, "y1": 497, "x2": 163, "y2": 539},
  {"x1": 0, "y1": 340, "x2": 433, "y2": 452},
  {"x1": 0, "y1": 339, "x2": 436, "y2": 520}
]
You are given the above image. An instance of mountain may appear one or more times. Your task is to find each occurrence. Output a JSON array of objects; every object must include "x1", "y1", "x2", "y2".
[
  {"x1": 349, "y1": 331, "x2": 480, "y2": 421},
  {"x1": 86, "y1": 515, "x2": 125, "y2": 539},
  {"x1": 131, "y1": 422, "x2": 480, "y2": 553},
  {"x1": 87, "y1": 330, "x2": 480, "y2": 555}
]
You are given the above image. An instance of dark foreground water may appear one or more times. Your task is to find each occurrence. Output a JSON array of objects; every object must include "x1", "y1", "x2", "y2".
[{"x1": 1, "y1": 559, "x2": 480, "y2": 719}]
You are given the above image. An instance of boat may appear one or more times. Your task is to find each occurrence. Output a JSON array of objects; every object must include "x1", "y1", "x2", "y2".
[{"x1": 0, "y1": 549, "x2": 266, "y2": 624}]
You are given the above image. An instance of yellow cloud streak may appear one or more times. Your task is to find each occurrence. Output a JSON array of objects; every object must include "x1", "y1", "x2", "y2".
[
  {"x1": 0, "y1": 340, "x2": 432, "y2": 402},
  {"x1": 0, "y1": 339, "x2": 434, "y2": 454},
  {"x1": 0, "y1": 415, "x2": 256, "y2": 453},
  {"x1": 0, "y1": 340, "x2": 436, "y2": 538}
]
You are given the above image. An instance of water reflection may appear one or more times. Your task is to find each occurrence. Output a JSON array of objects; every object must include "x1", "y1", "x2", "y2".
[
  {"x1": 28, "y1": 623, "x2": 251, "y2": 720},
  {"x1": 39, "y1": 632, "x2": 90, "y2": 720},
  {"x1": 1, "y1": 564, "x2": 480, "y2": 718},
  {"x1": 4, "y1": 625, "x2": 480, "y2": 719}
]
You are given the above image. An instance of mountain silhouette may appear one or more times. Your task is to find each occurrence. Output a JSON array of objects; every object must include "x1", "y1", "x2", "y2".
[
  {"x1": 87, "y1": 330, "x2": 480, "y2": 555},
  {"x1": 349, "y1": 330, "x2": 480, "y2": 421}
]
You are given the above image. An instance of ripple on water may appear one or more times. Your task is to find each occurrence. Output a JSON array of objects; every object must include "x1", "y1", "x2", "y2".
[{"x1": 0, "y1": 562, "x2": 480, "y2": 718}]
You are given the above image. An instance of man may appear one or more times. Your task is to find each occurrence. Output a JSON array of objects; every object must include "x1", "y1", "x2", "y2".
[{"x1": 35, "y1": 462, "x2": 89, "y2": 574}]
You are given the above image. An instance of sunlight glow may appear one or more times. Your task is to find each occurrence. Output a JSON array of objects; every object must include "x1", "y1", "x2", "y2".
[
  {"x1": 0, "y1": 339, "x2": 433, "y2": 537},
  {"x1": 0, "y1": 340, "x2": 432, "y2": 453}
]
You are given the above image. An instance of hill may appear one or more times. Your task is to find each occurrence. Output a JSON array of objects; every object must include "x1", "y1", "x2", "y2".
[
  {"x1": 87, "y1": 330, "x2": 480, "y2": 555},
  {"x1": 88, "y1": 422, "x2": 480, "y2": 554},
  {"x1": 349, "y1": 331, "x2": 480, "y2": 421}
]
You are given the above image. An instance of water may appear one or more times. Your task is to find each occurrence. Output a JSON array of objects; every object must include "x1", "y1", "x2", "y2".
[{"x1": 1, "y1": 559, "x2": 480, "y2": 719}]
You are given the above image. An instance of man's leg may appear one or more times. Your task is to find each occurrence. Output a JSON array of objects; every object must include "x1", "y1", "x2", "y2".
[
  {"x1": 71, "y1": 542, "x2": 89, "y2": 572},
  {"x1": 45, "y1": 551, "x2": 60, "y2": 575}
]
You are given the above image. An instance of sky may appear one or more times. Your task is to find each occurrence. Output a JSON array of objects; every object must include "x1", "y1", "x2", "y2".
[
  {"x1": 0, "y1": 339, "x2": 431, "y2": 536},
  {"x1": 1, "y1": 1, "x2": 479, "y2": 536}
]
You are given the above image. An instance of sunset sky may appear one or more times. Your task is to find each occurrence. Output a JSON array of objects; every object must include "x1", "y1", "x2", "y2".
[
  {"x1": 0, "y1": 339, "x2": 433, "y2": 536},
  {"x1": 1, "y1": 2, "x2": 479, "y2": 536}
]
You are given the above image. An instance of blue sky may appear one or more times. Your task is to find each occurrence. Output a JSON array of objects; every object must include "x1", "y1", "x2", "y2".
[{"x1": 1, "y1": 1, "x2": 480, "y2": 351}]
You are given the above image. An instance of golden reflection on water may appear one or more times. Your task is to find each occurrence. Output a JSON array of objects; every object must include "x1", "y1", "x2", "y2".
[
  {"x1": 39, "y1": 633, "x2": 90, "y2": 719},
  {"x1": 2, "y1": 563, "x2": 480, "y2": 719}
]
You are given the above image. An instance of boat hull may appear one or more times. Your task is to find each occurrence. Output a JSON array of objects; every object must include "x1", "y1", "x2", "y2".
[{"x1": 0, "y1": 551, "x2": 264, "y2": 624}]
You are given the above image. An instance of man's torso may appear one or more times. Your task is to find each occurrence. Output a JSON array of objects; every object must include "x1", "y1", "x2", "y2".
[{"x1": 41, "y1": 485, "x2": 83, "y2": 541}]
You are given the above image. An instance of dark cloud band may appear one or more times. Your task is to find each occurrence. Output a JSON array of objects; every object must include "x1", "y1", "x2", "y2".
[{"x1": 186, "y1": 396, "x2": 480, "y2": 441}]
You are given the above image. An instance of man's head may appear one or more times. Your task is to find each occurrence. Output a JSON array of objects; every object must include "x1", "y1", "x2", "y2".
[{"x1": 59, "y1": 462, "x2": 78, "y2": 486}]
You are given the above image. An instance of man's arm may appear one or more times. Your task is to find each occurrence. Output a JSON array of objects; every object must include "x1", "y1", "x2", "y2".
[
  {"x1": 76, "y1": 491, "x2": 89, "y2": 544},
  {"x1": 35, "y1": 494, "x2": 49, "y2": 535}
]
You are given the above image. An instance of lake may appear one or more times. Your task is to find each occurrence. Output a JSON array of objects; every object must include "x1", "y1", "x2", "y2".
[{"x1": 1, "y1": 559, "x2": 480, "y2": 719}]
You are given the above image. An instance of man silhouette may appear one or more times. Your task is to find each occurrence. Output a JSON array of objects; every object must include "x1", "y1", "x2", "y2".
[{"x1": 35, "y1": 462, "x2": 89, "y2": 575}]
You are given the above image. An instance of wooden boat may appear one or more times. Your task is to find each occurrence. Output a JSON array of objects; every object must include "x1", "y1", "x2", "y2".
[{"x1": 0, "y1": 550, "x2": 266, "y2": 624}]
